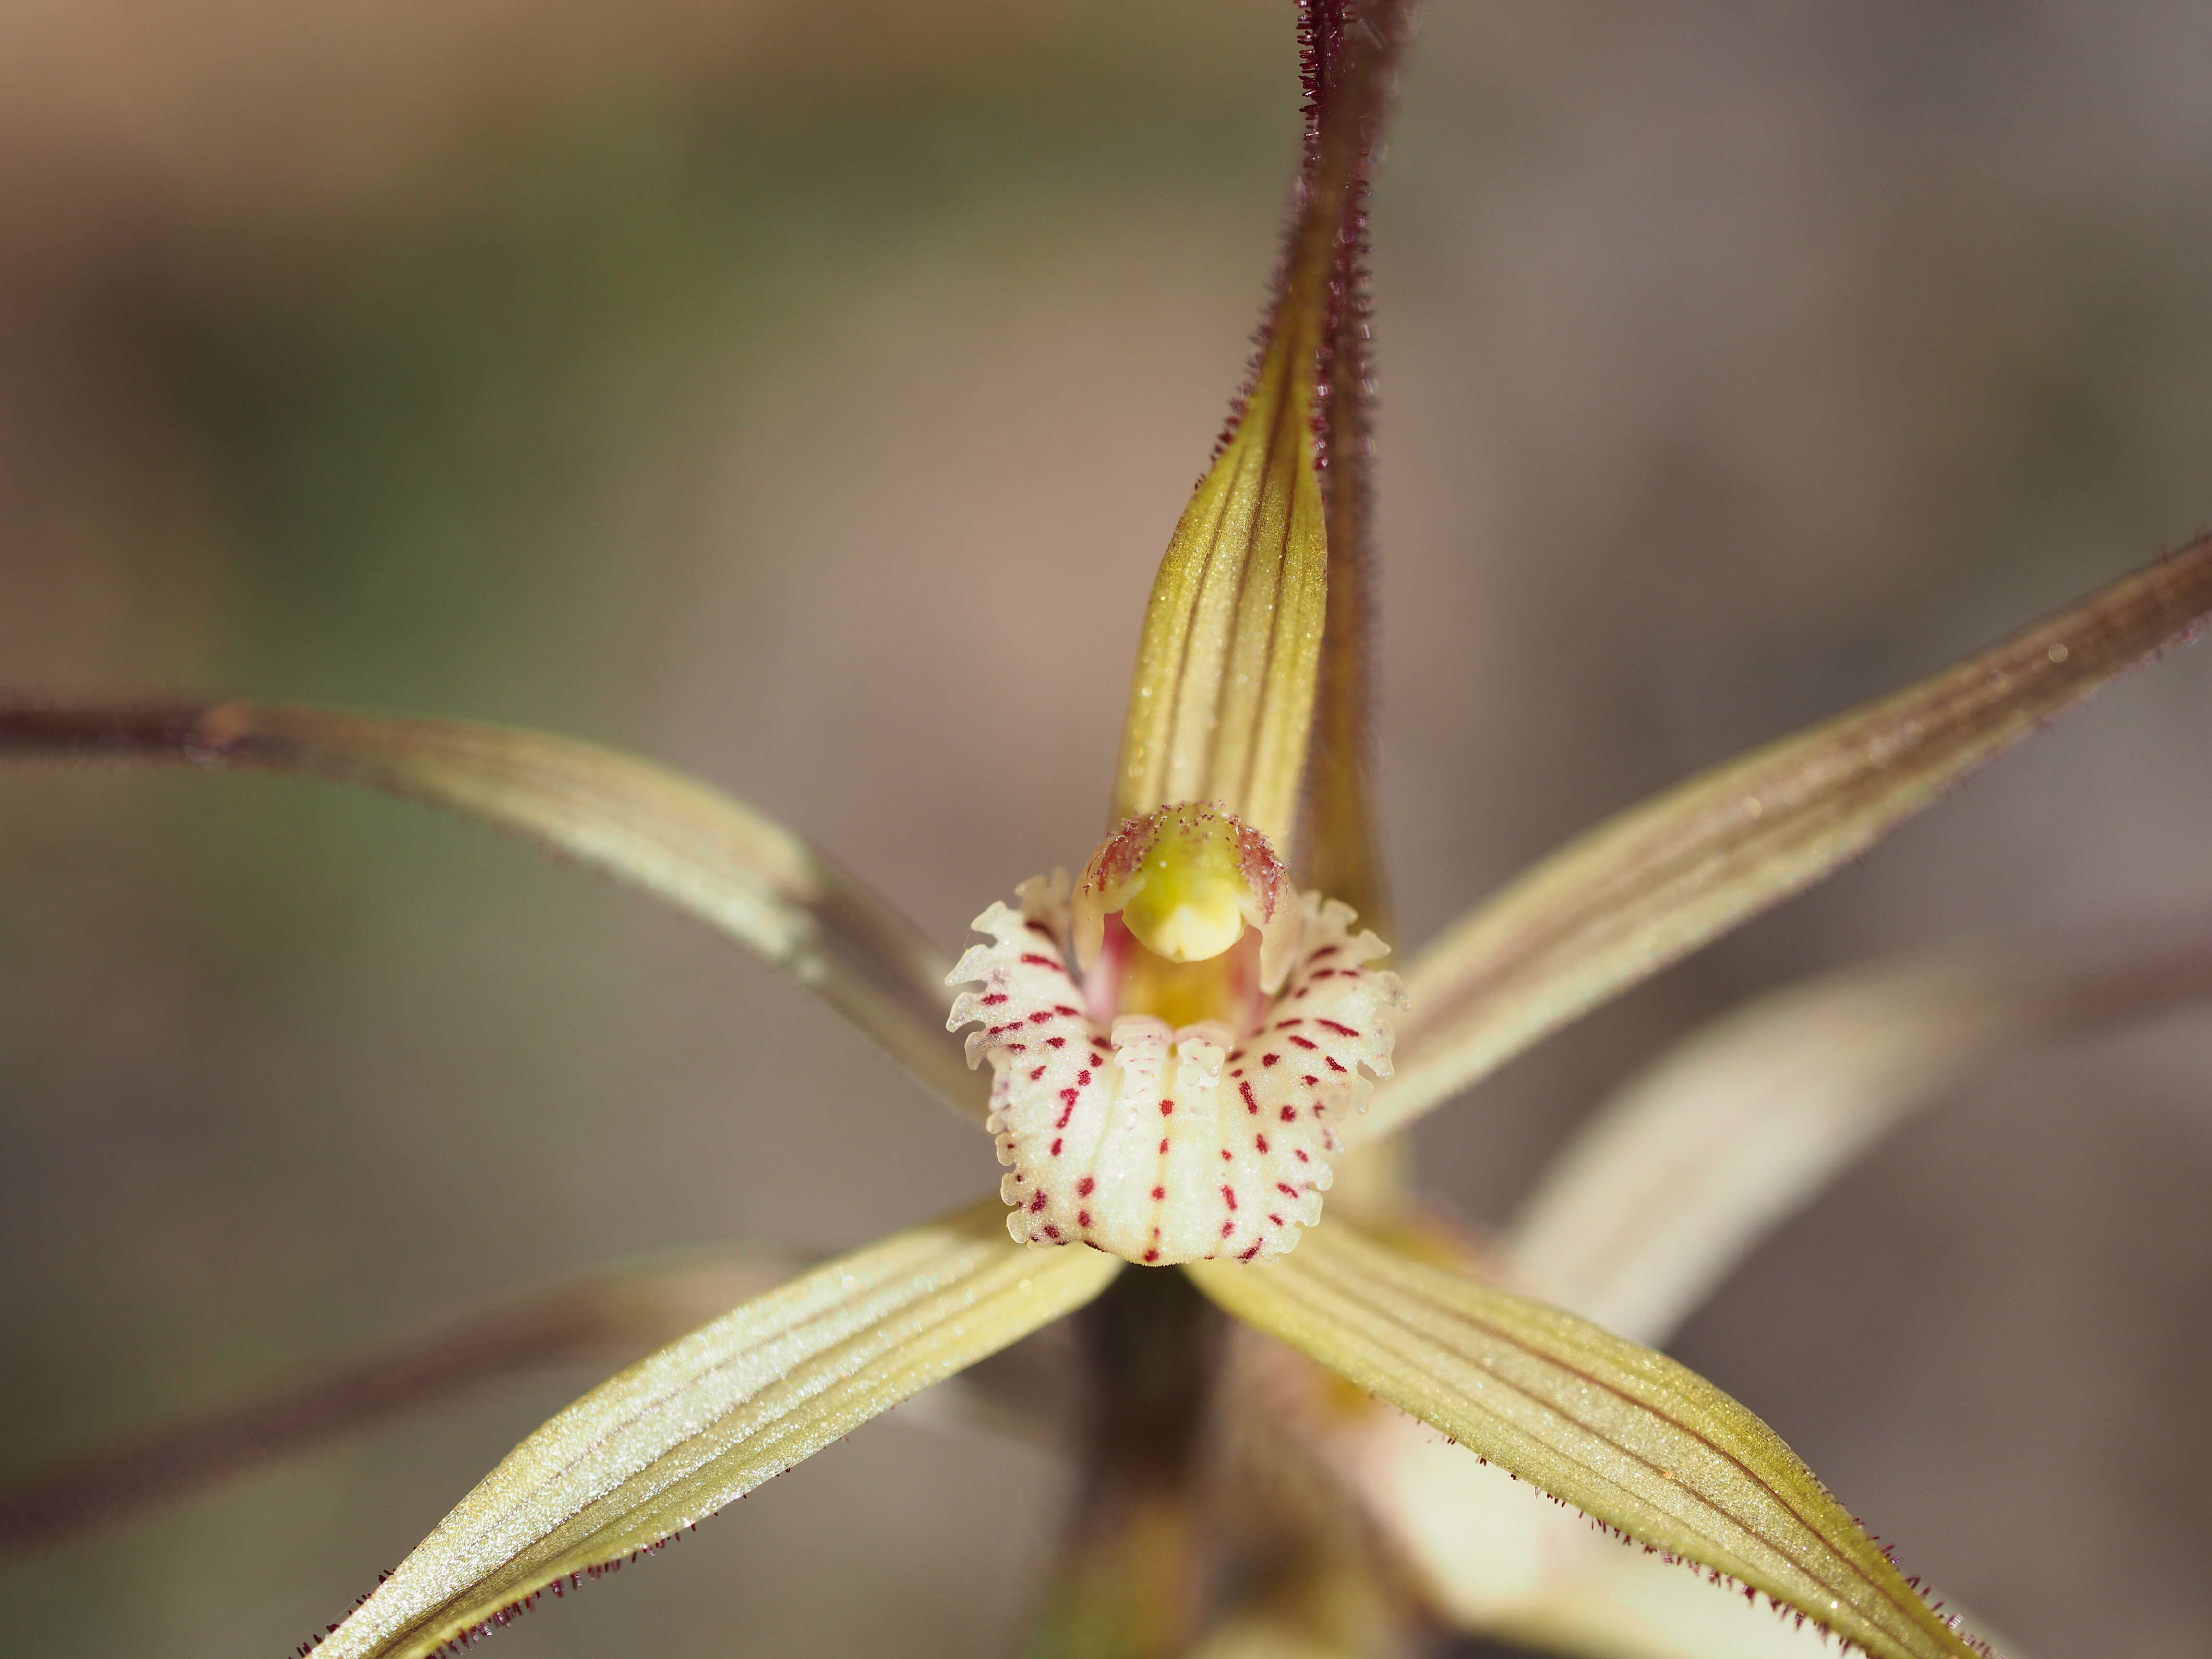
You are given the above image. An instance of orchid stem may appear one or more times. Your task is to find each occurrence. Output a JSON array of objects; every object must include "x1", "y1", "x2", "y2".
[{"x1": 1027, "y1": 1270, "x2": 1226, "y2": 1659}]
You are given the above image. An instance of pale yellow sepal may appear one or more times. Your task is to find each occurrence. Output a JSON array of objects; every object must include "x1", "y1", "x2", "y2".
[
  {"x1": 1365, "y1": 533, "x2": 2212, "y2": 1143},
  {"x1": 1187, "y1": 1224, "x2": 1996, "y2": 1659},
  {"x1": 47, "y1": 703, "x2": 985, "y2": 1122},
  {"x1": 1507, "y1": 932, "x2": 2212, "y2": 1348},
  {"x1": 1112, "y1": 314, "x2": 1329, "y2": 858},
  {"x1": 309, "y1": 1199, "x2": 1119, "y2": 1659}
]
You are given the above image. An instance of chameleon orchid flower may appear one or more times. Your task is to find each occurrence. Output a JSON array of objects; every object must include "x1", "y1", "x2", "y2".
[{"x1": 6, "y1": 7, "x2": 2212, "y2": 1659}]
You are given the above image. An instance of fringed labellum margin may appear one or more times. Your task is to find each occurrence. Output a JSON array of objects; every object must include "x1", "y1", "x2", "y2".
[{"x1": 950, "y1": 804, "x2": 1402, "y2": 1266}]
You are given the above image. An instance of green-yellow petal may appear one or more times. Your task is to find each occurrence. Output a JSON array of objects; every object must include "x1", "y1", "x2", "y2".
[
  {"x1": 1188, "y1": 1225, "x2": 1997, "y2": 1659},
  {"x1": 307, "y1": 1200, "x2": 1118, "y2": 1659},
  {"x1": 1365, "y1": 531, "x2": 2212, "y2": 1142}
]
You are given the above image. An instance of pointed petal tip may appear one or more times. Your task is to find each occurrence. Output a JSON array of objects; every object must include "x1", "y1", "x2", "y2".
[
  {"x1": 1369, "y1": 529, "x2": 2212, "y2": 1142},
  {"x1": 304, "y1": 1200, "x2": 1118, "y2": 1659},
  {"x1": 1190, "y1": 1224, "x2": 2003, "y2": 1659}
]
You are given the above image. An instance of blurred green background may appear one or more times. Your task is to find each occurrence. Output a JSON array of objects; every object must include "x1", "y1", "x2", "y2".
[{"x1": 3, "y1": 3, "x2": 2211, "y2": 1654}]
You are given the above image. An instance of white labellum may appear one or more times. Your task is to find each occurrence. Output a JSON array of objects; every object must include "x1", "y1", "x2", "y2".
[{"x1": 948, "y1": 874, "x2": 1403, "y2": 1265}]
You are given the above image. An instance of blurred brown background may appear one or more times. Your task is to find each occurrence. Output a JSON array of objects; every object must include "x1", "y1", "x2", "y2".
[{"x1": 3, "y1": 3, "x2": 2211, "y2": 1655}]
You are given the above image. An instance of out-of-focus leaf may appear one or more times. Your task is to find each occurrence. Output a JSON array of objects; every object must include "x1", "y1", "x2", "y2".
[
  {"x1": 0, "y1": 1245, "x2": 800, "y2": 1557},
  {"x1": 1181, "y1": 1615, "x2": 1359, "y2": 1659},
  {"x1": 1346, "y1": 1429, "x2": 1841, "y2": 1658},
  {"x1": 1187, "y1": 1225, "x2": 1995, "y2": 1659},
  {"x1": 309, "y1": 1200, "x2": 1118, "y2": 1659},
  {"x1": 0, "y1": 702, "x2": 982, "y2": 1118},
  {"x1": 1028, "y1": 1490, "x2": 1204, "y2": 1659},
  {"x1": 1477, "y1": 1526, "x2": 2026, "y2": 1659},
  {"x1": 1109, "y1": 3, "x2": 1412, "y2": 863},
  {"x1": 1361, "y1": 532, "x2": 2212, "y2": 1140},
  {"x1": 1507, "y1": 926, "x2": 2212, "y2": 1346}
]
